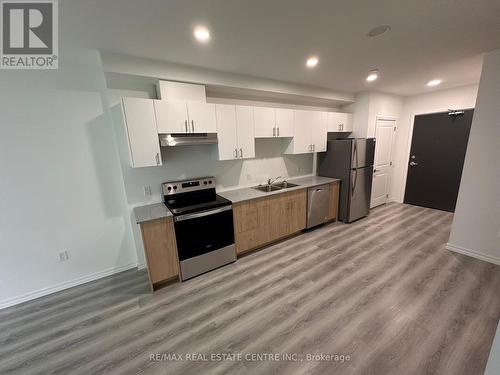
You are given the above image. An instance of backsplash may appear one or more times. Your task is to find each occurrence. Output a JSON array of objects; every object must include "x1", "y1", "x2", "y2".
[{"x1": 121, "y1": 138, "x2": 314, "y2": 206}]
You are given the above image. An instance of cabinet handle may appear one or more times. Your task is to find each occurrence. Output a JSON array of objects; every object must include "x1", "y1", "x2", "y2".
[
  {"x1": 234, "y1": 148, "x2": 237, "y2": 159},
  {"x1": 155, "y1": 152, "x2": 160, "y2": 165},
  {"x1": 277, "y1": 127, "x2": 280, "y2": 137},
  {"x1": 185, "y1": 120, "x2": 188, "y2": 133},
  {"x1": 273, "y1": 127, "x2": 276, "y2": 137},
  {"x1": 191, "y1": 120, "x2": 195, "y2": 133},
  {"x1": 239, "y1": 148, "x2": 243, "y2": 158}
]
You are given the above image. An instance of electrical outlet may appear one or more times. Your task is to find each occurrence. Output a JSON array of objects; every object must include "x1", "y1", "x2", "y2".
[
  {"x1": 58, "y1": 250, "x2": 69, "y2": 262},
  {"x1": 143, "y1": 186, "x2": 152, "y2": 197}
]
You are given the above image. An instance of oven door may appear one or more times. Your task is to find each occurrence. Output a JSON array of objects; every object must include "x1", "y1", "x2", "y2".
[{"x1": 174, "y1": 206, "x2": 235, "y2": 261}]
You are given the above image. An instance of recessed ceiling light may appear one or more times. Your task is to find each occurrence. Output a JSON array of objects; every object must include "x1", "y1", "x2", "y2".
[
  {"x1": 366, "y1": 70, "x2": 379, "y2": 82},
  {"x1": 367, "y1": 25, "x2": 391, "y2": 37},
  {"x1": 194, "y1": 26, "x2": 210, "y2": 43},
  {"x1": 427, "y1": 79, "x2": 442, "y2": 87},
  {"x1": 306, "y1": 56, "x2": 319, "y2": 68}
]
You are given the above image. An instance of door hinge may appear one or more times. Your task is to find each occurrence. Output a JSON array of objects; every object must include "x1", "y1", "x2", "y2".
[
  {"x1": 390, "y1": 161, "x2": 393, "y2": 166},
  {"x1": 394, "y1": 126, "x2": 397, "y2": 131},
  {"x1": 386, "y1": 194, "x2": 389, "y2": 198}
]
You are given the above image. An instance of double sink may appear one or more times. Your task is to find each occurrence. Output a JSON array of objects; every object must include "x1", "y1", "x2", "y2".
[{"x1": 252, "y1": 181, "x2": 299, "y2": 193}]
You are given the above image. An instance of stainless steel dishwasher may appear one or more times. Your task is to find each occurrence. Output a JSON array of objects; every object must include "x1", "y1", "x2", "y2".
[{"x1": 306, "y1": 184, "x2": 330, "y2": 229}]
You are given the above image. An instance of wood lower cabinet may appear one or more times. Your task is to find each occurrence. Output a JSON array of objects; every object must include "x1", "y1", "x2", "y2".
[
  {"x1": 233, "y1": 197, "x2": 271, "y2": 254},
  {"x1": 327, "y1": 181, "x2": 340, "y2": 221},
  {"x1": 140, "y1": 217, "x2": 179, "y2": 289},
  {"x1": 233, "y1": 189, "x2": 307, "y2": 255},
  {"x1": 269, "y1": 189, "x2": 307, "y2": 239}
]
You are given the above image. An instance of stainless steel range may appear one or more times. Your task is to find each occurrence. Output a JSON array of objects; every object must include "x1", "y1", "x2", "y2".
[{"x1": 162, "y1": 177, "x2": 236, "y2": 281}]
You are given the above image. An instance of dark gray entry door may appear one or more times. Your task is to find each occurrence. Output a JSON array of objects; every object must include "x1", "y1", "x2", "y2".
[{"x1": 404, "y1": 110, "x2": 473, "y2": 212}]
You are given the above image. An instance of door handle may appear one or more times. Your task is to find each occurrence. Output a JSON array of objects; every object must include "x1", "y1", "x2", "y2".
[
  {"x1": 191, "y1": 120, "x2": 195, "y2": 132},
  {"x1": 239, "y1": 148, "x2": 243, "y2": 158},
  {"x1": 409, "y1": 161, "x2": 419, "y2": 166},
  {"x1": 351, "y1": 169, "x2": 358, "y2": 196},
  {"x1": 185, "y1": 120, "x2": 188, "y2": 133},
  {"x1": 155, "y1": 152, "x2": 160, "y2": 165}
]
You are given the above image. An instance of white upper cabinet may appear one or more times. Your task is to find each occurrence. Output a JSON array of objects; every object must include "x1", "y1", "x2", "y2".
[
  {"x1": 154, "y1": 100, "x2": 217, "y2": 133},
  {"x1": 186, "y1": 102, "x2": 217, "y2": 133},
  {"x1": 254, "y1": 107, "x2": 275, "y2": 138},
  {"x1": 327, "y1": 112, "x2": 353, "y2": 132},
  {"x1": 285, "y1": 110, "x2": 328, "y2": 154},
  {"x1": 275, "y1": 108, "x2": 294, "y2": 137},
  {"x1": 215, "y1": 104, "x2": 255, "y2": 160},
  {"x1": 215, "y1": 104, "x2": 238, "y2": 160},
  {"x1": 122, "y1": 98, "x2": 162, "y2": 168},
  {"x1": 311, "y1": 111, "x2": 328, "y2": 152},
  {"x1": 254, "y1": 107, "x2": 294, "y2": 138},
  {"x1": 154, "y1": 100, "x2": 188, "y2": 133},
  {"x1": 287, "y1": 110, "x2": 313, "y2": 154},
  {"x1": 235, "y1": 105, "x2": 255, "y2": 159}
]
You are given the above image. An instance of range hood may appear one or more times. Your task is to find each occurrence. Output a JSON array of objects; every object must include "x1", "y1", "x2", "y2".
[{"x1": 159, "y1": 133, "x2": 218, "y2": 147}]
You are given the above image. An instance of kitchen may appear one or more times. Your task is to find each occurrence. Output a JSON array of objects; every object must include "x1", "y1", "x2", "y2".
[{"x1": 1, "y1": 1, "x2": 499, "y2": 374}]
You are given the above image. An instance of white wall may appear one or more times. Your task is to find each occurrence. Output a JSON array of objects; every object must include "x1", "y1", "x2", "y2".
[
  {"x1": 0, "y1": 49, "x2": 137, "y2": 308},
  {"x1": 344, "y1": 91, "x2": 403, "y2": 138},
  {"x1": 101, "y1": 52, "x2": 354, "y2": 106},
  {"x1": 390, "y1": 84, "x2": 478, "y2": 202},
  {"x1": 447, "y1": 49, "x2": 500, "y2": 265},
  {"x1": 343, "y1": 92, "x2": 371, "y2": 138}
]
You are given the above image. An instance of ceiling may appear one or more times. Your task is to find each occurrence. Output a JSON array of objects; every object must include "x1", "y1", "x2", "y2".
[{"x1": 64, "y1": 0, "x2": 500, "y2": 96}]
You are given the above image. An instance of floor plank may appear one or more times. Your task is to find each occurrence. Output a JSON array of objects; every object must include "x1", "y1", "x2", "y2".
[{"x1": 0, "y1": 203, "x2": 498, "y2": 375}]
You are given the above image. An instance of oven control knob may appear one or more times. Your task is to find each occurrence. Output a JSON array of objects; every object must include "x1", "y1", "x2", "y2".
[
  {"x1": 167, "y1": 186, "x2": 172, "y2": 191},
  {"x1": 209, "y1": 180, "x2": 212, "y2": 184},
  {"x1": 204, "y1": 181, "x2": 207, "y2": 185},
  {"x1": 173, "y1": 185, "x2": 177, "y2": 190}
]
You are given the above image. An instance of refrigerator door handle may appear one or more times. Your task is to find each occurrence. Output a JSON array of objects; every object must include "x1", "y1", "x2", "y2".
[
  {"x1": 351, "y1": 168, "x2": 358, "y2": 196},
  {"x1": 353, "y1": 141, "x2": 359, "y2": 169}
]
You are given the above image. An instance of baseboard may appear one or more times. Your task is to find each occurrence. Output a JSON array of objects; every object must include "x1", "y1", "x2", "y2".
[
  {"x1": 446, "y1": 243, "x2": 500, "y2": 266},
  {"x1": 0, "y1": 262, "x2": 138, "y2": 310}
]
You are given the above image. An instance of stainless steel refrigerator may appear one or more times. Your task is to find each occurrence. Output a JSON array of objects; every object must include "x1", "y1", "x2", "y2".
[{"x1": 318, "y1": 138, "x2": 375, "y2": 223}]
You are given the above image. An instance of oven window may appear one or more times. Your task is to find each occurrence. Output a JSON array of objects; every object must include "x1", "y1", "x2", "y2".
[{"x1": 174, "y1": 209, "x2": 235, "y2": 261}]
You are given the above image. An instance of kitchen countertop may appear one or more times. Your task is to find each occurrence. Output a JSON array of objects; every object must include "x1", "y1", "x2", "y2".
[
  {"x1": 133, "y1": 175, "x2": 340, "y2": 223},
  {"x1": 218, "y1": 175, "x2": 340, "y2": 204},
  {"x1": 134, "y1": 203, "x2": 172, "y2": 224}
]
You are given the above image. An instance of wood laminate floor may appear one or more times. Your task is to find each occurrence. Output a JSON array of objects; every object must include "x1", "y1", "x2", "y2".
[{"x1": 1, "y1": 203, "x2": 499, "y2": 375}]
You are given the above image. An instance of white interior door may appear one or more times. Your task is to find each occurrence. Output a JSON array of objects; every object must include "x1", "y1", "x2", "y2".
[
  {"x1": 235, "y1": 105, "x2": 255, "y2": 159},
  {"x1": 215, "y1": 104, "x2": 238, "y2": 160},
  {"x1": 187, "y1": 102, "x2": 217, "y2": 133},
  {"x1": 371, "y1": 119, "x2": 396, "y2": 208}
]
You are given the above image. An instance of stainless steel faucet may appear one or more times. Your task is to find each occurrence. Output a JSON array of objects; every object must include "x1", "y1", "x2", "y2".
[{"x1": 267, "y1": 176, "x2": 282, "y2": 186}]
